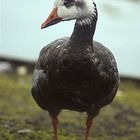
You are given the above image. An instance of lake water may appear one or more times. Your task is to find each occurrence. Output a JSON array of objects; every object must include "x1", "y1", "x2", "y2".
[{"x1": 1, "y1": 0, "x2": 140, "y2": 78}]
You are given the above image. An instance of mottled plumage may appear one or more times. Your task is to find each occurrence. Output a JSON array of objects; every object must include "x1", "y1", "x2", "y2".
[{"x1": 32, "y1": 38, "x2": 119, "y2": 115}]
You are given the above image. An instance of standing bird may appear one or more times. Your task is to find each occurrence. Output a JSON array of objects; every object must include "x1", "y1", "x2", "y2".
[{"x1": 31, "y1": 0, "x2": 119, "y2": 140}]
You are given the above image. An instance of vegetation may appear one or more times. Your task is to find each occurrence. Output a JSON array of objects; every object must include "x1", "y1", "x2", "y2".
[{"x1": 0, "y1": 74, "x2": 140, "y2": 140}]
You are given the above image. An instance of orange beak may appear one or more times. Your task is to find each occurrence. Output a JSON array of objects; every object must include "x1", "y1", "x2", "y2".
[{"x1": 41, "y1": 7, "x2": 62, "y2": 29}]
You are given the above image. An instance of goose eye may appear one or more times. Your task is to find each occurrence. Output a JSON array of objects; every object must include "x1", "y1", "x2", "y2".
[{"x1": 64, "y1": 0, "x2": 74, "y2": 8}]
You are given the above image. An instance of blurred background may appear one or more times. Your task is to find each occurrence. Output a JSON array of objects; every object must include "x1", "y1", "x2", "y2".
[{"x1": 0, "y1": 0, "x2": 140, "y2": 140}]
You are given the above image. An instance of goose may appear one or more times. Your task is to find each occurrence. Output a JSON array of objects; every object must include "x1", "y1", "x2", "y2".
[{"x1": 31, "y1": 0, "x2": 119, "y2": 140}]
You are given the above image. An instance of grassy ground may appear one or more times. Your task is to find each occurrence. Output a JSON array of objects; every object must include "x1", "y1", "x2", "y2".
[{"x1": 0, "y1": 74, "x2": 140, "y2": 140}]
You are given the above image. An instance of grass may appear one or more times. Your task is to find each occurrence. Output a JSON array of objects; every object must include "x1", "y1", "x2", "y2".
[{"x1": 0, "y1": 74, "x2": 140, "y2": 140}]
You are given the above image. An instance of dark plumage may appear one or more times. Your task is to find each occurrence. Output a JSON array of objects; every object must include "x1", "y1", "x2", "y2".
[{"x1": 31, "y1": 0, "x2": 119, "y2": 140}]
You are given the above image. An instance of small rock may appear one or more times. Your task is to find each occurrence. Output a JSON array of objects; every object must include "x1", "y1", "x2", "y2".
[
  {"x1": 16, "y1": 66, "x2": 28, "y2": 75},
  {"x1": 0, "y1": 62, "x2": 12, "y2": 73},
  {"x1": 17, "y1": 129, "x2": 31, "y2": 134}
]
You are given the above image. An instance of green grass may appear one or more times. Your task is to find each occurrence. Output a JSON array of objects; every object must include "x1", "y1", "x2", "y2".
[{"x1": 0, "y1": 74, "x2": 140, "y2": 140}]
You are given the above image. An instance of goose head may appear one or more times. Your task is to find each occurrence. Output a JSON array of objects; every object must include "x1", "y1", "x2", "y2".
[{"x1": 41, "y1": 0, "x2": 97, "y2": 29}]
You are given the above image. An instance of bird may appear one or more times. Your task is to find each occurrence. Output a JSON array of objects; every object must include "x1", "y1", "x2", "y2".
[{"x1": 31, "y1": 0, "x2": 119, "y2": 140}]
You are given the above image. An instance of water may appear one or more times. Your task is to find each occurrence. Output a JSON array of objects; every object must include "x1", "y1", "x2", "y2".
[{"x1": 1, "y1": 0, "x2": 140, "y2": 78}]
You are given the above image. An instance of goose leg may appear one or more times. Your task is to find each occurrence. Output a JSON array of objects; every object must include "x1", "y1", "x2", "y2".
[
  {"x1": 51, "y1": 117, "x2": 59, "y2": 140},
  {"x1": 84, "y1": 116, "x2": 93, "y2": 140}
]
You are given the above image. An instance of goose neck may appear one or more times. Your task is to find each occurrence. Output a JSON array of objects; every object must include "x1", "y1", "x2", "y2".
[{"x1": 70, "y1": 16, "x2": 97, "y2": 47}]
